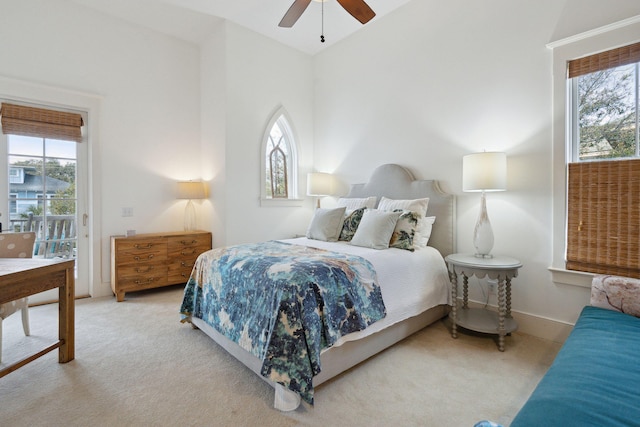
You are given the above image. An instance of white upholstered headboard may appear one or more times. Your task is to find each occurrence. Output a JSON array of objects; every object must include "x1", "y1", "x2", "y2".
[{"x1": 345, "y1": 164, "x2": 456, "y2": 257}]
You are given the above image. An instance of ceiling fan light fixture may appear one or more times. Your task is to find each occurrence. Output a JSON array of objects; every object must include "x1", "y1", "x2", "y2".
[{"x1": 279, "y1": 0, "x2": 375, "y2": 28}]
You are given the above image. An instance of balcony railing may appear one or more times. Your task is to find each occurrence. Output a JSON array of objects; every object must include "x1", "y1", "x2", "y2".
[{"x1": 7, "y1": 214, "x2": 76, "y2": 259}]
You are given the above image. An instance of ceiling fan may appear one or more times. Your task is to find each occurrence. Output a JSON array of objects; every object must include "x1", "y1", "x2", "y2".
[{"x1": 278, "y1": 0, "x2": 376, "y2": 28}]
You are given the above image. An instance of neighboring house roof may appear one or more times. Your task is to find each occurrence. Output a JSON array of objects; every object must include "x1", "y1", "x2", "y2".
[{"x1": 10, "y1": 173, "x2": 71, "y2": 193}]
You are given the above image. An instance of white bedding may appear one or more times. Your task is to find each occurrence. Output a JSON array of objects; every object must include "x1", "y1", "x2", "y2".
[{"x1": 279, "y1": 237, "x2": 451, "y2": 349}]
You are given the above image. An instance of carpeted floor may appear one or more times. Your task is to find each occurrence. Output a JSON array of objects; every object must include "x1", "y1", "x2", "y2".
[{"x1": 0, "y1": 286, "x2": 560, "y2": 426}]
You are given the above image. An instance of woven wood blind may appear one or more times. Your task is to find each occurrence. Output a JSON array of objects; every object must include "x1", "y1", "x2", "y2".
[
  {"x1": 0, "y1": 103, "x2": 84, "y2": 143},
  {"x1": 567, "y1": 159, "x2": 640, "y2": 278},
  {"x1": 568, "y1": 41, "x2": 640, "y2": 79}
]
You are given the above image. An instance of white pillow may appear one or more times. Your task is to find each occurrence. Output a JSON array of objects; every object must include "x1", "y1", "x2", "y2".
[
  {"x1": 415, "y1": 216, "x2": 436, "y2": 247},
  {"x1": 378, "y1": 196, "x2": 429, "y2": 217},
  {"x1": 336, "y1": 197, "x2": 377, "y2": 211},
  {"x1": 350, "y1": 209, "x2": 402, "y2": 249},
  {"x1": 306, "y1": 207, "x2": 346, "y2": 242}
]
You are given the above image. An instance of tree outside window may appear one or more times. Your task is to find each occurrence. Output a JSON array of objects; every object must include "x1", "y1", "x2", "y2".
[{"x1": 575, "y1": 63, "x2": 639, "y2": 160}]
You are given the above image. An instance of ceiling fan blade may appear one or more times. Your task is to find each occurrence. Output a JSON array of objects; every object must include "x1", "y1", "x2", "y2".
[
  {"x1": 279, "y1": 0, "x2": 312, "y2": 28},
  {"x1": 336, "y1": 0, "x2": 376, "y2": 24}
]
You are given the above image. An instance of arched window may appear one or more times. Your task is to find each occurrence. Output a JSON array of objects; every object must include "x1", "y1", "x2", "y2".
[{"x1": 261, "y1": 107, "x2": 300, "y2": 206}]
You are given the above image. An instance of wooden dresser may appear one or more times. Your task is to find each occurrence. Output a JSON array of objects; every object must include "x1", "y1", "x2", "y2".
[{"x1": 110, "y1": 230, "x2": 212, "y2": 302}]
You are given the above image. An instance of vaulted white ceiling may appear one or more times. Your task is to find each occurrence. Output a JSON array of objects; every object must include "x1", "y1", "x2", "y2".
[{"x1": 69, "y1": 0, "x2": 412, "y2": 55}]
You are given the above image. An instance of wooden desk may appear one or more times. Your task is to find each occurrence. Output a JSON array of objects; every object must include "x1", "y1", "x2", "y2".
[{"x1": 0, "y1": 258, "x2": 75, "y2": 377}]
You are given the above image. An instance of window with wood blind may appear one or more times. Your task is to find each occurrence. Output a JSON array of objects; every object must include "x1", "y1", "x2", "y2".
[{"x1": 566, "y1": 42, "x2": 640, "y2": 277}]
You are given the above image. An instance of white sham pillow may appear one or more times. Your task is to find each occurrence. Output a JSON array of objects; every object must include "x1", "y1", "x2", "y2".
[
  {"x1": 306, "y1": 207, "x2": 346, "y2": 242},
  {"x1": 350, "y1": 209, "x2": 402, "y2": 249},
  {"x1": 336, "y1": 197, "x2": 377, "y2": 211},
  {"x1": 378, "y1": 196, "x2": 429, "y2": 217}
]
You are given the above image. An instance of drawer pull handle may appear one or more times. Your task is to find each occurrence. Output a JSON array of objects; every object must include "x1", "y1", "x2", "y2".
[
  {"x1": 135, "y1": 266, "x2": 153, "y2": 273},
  {"x1": 134, "y1": 243, "x2": 153, "y2": 249},
  {"x1": 134, "y1": 278, "x2": 155, "y2": 285},
  {"x1": 181, "y1": 273, "x2": 189, "y2": 278},
  {"x1": 181, "y1": 249, "x2": 197, "y2": 255},
  {"x1": 180, "y1": 239, "x2": 198, "y2": 245},
  {"x1": 134, "y1": 254, "x2": 155, "y2": 261},
  {"x1": 181, "y1": 261, "x2": 194, "y2": 268}
]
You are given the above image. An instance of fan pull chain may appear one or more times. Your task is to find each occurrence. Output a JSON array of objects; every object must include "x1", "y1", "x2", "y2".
[{"x1": 320, "y1": 0, "x2": 325, "y2": 43}]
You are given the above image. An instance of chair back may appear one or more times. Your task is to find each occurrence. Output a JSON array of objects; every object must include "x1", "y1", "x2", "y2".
[{"x1": 0, "y1": 232, "x2": 36, "y2": 258}]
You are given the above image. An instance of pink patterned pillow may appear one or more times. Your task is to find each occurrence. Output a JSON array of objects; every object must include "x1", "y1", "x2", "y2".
[{"x1": 591, "y1": 275, "x2": 640, "y2": 317}]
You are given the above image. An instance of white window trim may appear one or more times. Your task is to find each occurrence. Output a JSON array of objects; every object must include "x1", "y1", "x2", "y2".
[
  {"x1": 260, "y1": 106, "x2": 303, "y2": 207},
  {"x1": 548, "y1": 15, "x2": 640, "y2": 288}
]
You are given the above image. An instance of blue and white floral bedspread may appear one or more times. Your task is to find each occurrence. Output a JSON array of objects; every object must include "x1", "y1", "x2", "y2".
[{"x1": 179, "y1": 240, "x2": 386, "y2": 404}]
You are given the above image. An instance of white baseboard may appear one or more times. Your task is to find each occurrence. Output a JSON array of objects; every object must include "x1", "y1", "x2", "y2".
[{"x1": 466, "y1": 300, "x2": 573, "y2": 343}]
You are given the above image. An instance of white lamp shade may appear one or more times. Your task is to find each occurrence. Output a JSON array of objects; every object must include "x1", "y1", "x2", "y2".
[
  {"x1": 176, "y1": 181, "x2": 206, "y2": 200},
  {"x1": 463, "y1": 152, "x2": 507, "y2": 192},
  {"x1": 307, "y1": 172, "x2": 332, "y2": 196}
]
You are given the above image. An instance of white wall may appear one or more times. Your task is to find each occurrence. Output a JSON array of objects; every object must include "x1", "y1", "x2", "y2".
[
  {"x1": 0, "y1": 0, "x2": 202, "y2": 295},
  {"x1": 200, "y1": 22, "x2": 316, "y2": 247},
  {"x1": 312, "y1": 0, "x2": 640, "y2": 339}
]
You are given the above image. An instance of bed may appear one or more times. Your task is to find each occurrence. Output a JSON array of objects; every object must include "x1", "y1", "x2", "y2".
[{"x1": 180, "y1": 163, "x2": 456, "y2": 411}]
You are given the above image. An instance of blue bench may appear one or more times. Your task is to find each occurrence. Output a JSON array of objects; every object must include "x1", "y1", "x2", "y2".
[{"x1": 511, "y1": 275, "x2": 640, "y2": 427}]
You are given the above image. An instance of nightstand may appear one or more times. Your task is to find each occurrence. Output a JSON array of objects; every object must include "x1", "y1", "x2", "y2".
[{"x1": 445, "y1": 253, "x2": 522, "y2": 351}]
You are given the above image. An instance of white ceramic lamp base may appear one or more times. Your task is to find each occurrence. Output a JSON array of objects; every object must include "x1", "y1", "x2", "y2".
[
  {"x1": 473, "y1": 191, "x2": 494, "y2": 258},
  {"x1": 184, "y1": 199, "x2": 196, "y2": 231}
]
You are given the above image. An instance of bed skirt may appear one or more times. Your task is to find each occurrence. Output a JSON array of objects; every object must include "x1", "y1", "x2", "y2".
[{"x1": 190, "y1": 304, "x2": 449, "y2": 411}]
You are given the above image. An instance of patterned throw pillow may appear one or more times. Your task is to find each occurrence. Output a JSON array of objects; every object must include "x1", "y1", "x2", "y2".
[
  {"x1": 389, "y1": 210, "x2": 420, "y2": 251},
  {"x1": 339, "y1": 207, "x2": 366, "y2": 241}
]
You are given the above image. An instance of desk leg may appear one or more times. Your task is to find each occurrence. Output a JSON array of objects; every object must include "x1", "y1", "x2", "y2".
[
  {"x1": 450, "y1": 271, "x2": 458, "y2": 339},
  {"x1": 497, "y1": 278, "x2": 506, "y2": 352},
  {"x1": 58, "y1": 264, "x2": 75, "y2": 363}
]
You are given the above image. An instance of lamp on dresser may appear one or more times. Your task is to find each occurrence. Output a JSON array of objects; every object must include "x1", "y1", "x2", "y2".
[
  {"x1": 462, "y1": 151, "x2": 507, "y2": 258},
  {"x1": 176, "y1": 181, "x2": 207, "y2": 231},
  {"x1": 307, "y1": 172, "x2": 333, "y2": 208}
]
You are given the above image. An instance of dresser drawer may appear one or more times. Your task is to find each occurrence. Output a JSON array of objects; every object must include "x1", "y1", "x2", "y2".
[
  {"x1": 167, "y1": 234, "x2": 210, "y2": 257},
  {"x1": 167, "y1": 261, "x2": 195, "y2": 284},
  {"x1": 114, "y1": 238, "x2": 167, "y2": 265},
  {"x1": 116, "y1": 262, "x2": 167, "y2": 281},
  {"x1": 116, "y1": 270, "x2": 168, "y2": 292}
]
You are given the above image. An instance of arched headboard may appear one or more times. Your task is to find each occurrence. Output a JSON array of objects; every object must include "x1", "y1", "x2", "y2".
[{"x1": 345, "y1": 164, "x2": 456, "y2": 257}]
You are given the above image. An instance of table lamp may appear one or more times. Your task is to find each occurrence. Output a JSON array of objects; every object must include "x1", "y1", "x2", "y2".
[
  {"x1": 176, "y1": 181, "x2": 206, "y2": 231},
  {"x1": 307, "y1": 172, "x2": 332, "y2": 208},
  {"x1": 463, "y1": 152, "x2": 507, "y2": 258}
]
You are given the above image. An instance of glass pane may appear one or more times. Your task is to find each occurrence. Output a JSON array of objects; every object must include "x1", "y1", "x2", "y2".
[
  {"x1": 577, "y1": 63, "x2": 637, "y2": 160},
  {"x1": 46, "y1": 159, "x2": 77, "y2": 214},
  {"x1": 270, "y1": 148, "x2": 288, "y2": 198},
  {"x1": 8, "y1": 155, "x2": 44, "y2": 227},
  {"x1": 8, "y1": 135, "x2": 43, "y2": 156},
  {"x1": 270, "y1": 122, "x2": 283, "y2": 144},
  {"x1": 46, "y1": 138, "x2": 76, "y2": 159}
]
